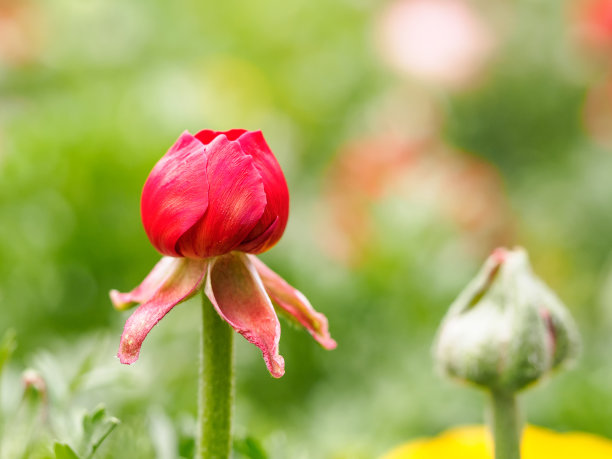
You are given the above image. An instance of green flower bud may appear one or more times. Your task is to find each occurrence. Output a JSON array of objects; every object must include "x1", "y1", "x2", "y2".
[{"x1": 435, "y1": 247, "x2": 580, "y2": 393}]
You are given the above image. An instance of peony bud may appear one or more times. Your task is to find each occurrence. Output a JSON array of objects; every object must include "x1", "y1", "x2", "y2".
[{"x1": 435, "y1": 247, "x2": 580, "y2": 392}]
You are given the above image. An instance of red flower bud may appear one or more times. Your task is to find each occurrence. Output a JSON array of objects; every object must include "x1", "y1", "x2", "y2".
[
  {"x1": 111, "y1": 129, "x2": 335, "y2": 377},
  {"x1": 141, "y1": 129, "x2": 289, "y2": 259}
]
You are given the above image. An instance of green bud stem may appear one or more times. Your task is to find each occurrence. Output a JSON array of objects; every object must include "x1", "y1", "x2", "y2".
[
  {"x1": 198, "y1": 291, "x2": 234, "y2": 459},
  {"x1": 489, "y1": 390, "x2": 522, "y2": 459}
]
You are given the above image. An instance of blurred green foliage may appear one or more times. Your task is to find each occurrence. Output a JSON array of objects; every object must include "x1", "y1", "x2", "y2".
[{"x1": 1, "y1": 0, "x2": 612, "y2": 457}]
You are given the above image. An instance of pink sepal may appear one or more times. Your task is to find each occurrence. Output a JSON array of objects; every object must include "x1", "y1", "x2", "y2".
[
  {"x1": 116, "y1": 257, "x2": 208, "y2": 364},
  {"x1": 205, "y1": 252, "x2": 285, "y2": 378},
  {"x1": 250, "y1": 255, "x2": 337, "y2": 350},
  {"x1": 110, "y1": 257, "x2": 178, "y2": 311}
]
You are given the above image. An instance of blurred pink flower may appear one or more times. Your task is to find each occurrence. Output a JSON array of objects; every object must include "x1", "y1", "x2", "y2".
[
  {"x1": 0, "y1": 1, "x2": 42, "y2": 66},
  {"x1": 321, "y1": 136, "x2": 514, "y2": 265},
  {"x1": 572, "y1": 0, "x2": 612, "y2": 57},
  {"x1": 376, "y1": 0, "x2": 494, "y2": 88},
  {"x1": 111, "y1": 129, "x2": 335, "y2": 378},
  {"x1": 583, "y1": 76, "x2": 612, "y2": 148}
]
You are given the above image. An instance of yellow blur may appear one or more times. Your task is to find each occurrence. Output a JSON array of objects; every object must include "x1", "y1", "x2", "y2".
[{"x1": 382, "y1": 425, "x2": 612, "y2": 459}]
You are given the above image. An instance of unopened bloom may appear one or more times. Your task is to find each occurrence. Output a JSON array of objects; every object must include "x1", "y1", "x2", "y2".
[
  {"x1": 110, "y1": 129, "x2": 335, "y2": 378},
  {"x1": 381, "y1": 425, "x2": 612, "y2": 459},
  {"x1": 434, "y1": 247, "x2": 580, "y2": 392}
]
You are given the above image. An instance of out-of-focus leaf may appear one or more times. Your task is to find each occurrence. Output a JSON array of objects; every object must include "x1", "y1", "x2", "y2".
[
  {"x1": 77, "y1": 405, "x2": 120, "y2": 458},
  {"x1": 69, "y1": 352, "x2": 95, "y2": 394},
  {"x1": 0, "y1": 329, "x2": 17, "y2": 376},
  {"x1": 148, "y1": 407, "x2": 178, "y2": 459},
  {"x1": 234, "y1": 436, "x2": 268, "y2": 459},
  {"x1": 1, "y1": 369, "x2": 48, "y2": 459},
  {"x1": 54, "y1": 442, "x2": 81, "y2": 459}
]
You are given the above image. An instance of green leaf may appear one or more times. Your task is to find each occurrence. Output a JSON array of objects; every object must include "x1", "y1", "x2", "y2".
[
  {"x1": 54, "y1": 443, "x2": 81, "y2": 459},
  {"x1": 0, "y1": 329, "x2": 17, "y2": 376},
  {"x1": 77, "y1": 405, "x2": 120, "y2": 458},
  {"x1": 69, "y1": 352, "x2": 96, "y2": 394},
  {"x1": 233, "y1": 436, "x2": 268, "y2": 459}
]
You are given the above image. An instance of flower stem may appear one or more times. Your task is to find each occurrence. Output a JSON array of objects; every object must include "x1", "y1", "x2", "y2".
[
  {"x1": 488, "y1": 390, "x2": 522, "y2": 459},
  {"x1": 198, "y1": 290, "x2": 234, "y2": 459}
]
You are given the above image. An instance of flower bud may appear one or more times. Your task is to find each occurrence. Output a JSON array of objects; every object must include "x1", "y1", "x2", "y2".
[
  {"x1": 112, "y1": 129, "x2": 335, "y2": 376},
  {"x1": 22, "y1": 368, "x2": 46, "y2": 394},
  {"x1": 141, "y1": 129, "x2": 289, "y2": 259},
  {"x1": 21, "y1": 368, "x2": 48, "y2": 418},
  {"x1": 434, "y1": 247, "x2": 580, "y2": 393}
]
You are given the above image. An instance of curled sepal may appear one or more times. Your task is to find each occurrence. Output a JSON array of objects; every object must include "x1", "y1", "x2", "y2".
[
  {"x1": 110, "y1": 257, "x2": 180, "y2": 311},
  {"x1": 205, "y1": 252, "x2": 285, "y2": 378},
  {"x1": 250, "y1": 255, "x2": 337, "y2": 350},
  {"x1": 116, "y1": 257, "x2": 208, "y2": 364}
]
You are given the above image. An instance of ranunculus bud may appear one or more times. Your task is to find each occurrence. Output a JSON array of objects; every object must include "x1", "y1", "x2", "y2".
[
  {"x1": 435, "y1": 247, "x2": 580, "y2": 392},
  {"x1": 111, "y1": 129, "x2": 335, "y2": 377},
  {"x1": 141, "y1": 129, "x2": 289, "y2": 259}
]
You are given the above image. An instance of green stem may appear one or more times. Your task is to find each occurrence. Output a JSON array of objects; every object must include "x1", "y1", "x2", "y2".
[
  {"x1": 198, "y1": 290, "x2": 234, "y2": 459},
  {"x1": 488, "y1": 390, "x2": 522, "y2": 459}
]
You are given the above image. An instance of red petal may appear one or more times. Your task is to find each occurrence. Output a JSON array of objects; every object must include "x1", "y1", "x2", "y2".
[
  {"x1": 250, "y1": 255, "x2": 337, "y2": 350},
  {"x1": 117, "y1": 258, "x2": 208, "y2": 364},
  {"x1": 110, "y1": 257, "x2": 179, "y2": 311},
  {"x1": 205, "y1": 252, "x2": 285, "y2": 378},
  {"x1": 176, "y1": 135, "x2": 267, "y2": 258},
  {"x1": 141, "y1": 132, "x2": 209, "y2": 257},
  {"x1": 195, "y1": 129, "x2": 247, "y2": 144},
  {"x1": 238, "y1": 217, "x2": 280, "y2": 254},
  {"x1": 235, "y1": 131, "x2": 289, "y2": 254}
]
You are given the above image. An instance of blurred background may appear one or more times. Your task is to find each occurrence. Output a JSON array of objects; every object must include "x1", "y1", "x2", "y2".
[{"x1": 1, "y1": 0, "x2": 612, "y2": 457}]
